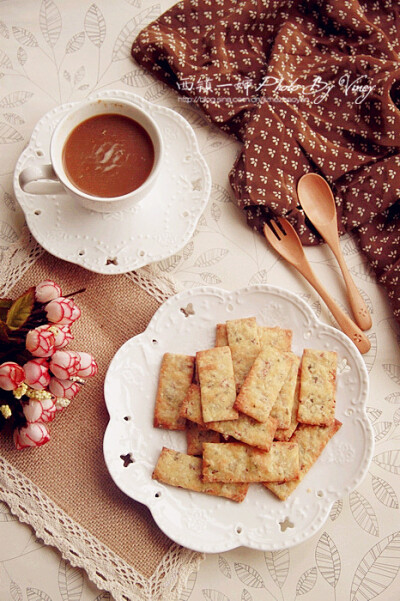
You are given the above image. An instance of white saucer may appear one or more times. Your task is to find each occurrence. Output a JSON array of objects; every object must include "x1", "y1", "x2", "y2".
[{"x1": 13, "y1": 90, "x2": 211, "y2": 274}]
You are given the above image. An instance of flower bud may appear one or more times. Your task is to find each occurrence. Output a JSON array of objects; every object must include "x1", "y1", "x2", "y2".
[
  {"x1": 23, "y1": 397, "x2": 56, "y2": 423},
  {"x1": 51, "y1": 325, "x2": 73, "y2": 349},
  {"x1": 35, "y1": 280, "x2": 62, "y2": 303},
  {"x1": 45, "y1": 297, "x2": 81, "y2": 325},
  {"x1": 49, "y1": 350, "x2": 80, "y2": 380},
  {"x1": 13, "y1": 422, "x2": 50, "y2": 449},
  {"x1": 75, "y1": 352, "x2": 98, "y2": 378},
  {"x1": 23, "y1": 359, "x2": 50, "y2": 390},
  {"x1": 49, "y1": 377, "x2": 80, "y2": 400},
  {"x1": 0, "y1": 362, "x2": 25, "y2": 391},
  {"x1": 26, "y1": 326, "x2": 55, "y2": 358}
]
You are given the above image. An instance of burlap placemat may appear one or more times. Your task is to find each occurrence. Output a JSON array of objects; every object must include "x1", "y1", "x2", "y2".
[{"x1": 0, "y1": 251, "x2": 201, "y2": 600}]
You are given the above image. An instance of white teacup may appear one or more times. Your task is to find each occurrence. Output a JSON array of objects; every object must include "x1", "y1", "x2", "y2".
[{"x1": 19, "y1": 97, "x2": 163, "y2": 213}]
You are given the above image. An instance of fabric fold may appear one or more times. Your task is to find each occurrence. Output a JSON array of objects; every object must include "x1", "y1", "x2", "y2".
[{"x1": 132, "y1": 0, "x2": 400, "y2": 323}]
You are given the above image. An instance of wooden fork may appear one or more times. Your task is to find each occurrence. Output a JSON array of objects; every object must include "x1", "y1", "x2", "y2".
[{"x1": 263, "y1": 217, "x2": 371, "y2": 355}]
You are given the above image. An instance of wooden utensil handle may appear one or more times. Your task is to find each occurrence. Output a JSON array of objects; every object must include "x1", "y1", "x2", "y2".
[{"x1": 300, "y1": 262, "x2": 371, "y2": 355}]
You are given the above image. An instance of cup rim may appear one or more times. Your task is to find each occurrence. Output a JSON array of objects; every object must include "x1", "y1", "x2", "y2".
[{"x1": 50, "y1": 97, "x2": 163, "y2": 203}]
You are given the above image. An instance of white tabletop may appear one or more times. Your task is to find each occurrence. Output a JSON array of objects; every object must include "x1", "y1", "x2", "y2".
[{"x1": 1, "y1": 1, "x2": 400, "y2": 600}]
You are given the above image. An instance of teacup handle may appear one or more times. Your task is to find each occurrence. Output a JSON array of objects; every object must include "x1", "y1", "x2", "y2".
[{"x1": 19, "y1": 164, "x2": 64, "y2": 194}]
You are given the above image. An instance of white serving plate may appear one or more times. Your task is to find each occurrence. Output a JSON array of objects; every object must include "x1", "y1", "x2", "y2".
[
  {"x1": 103, "y1": 285, "x2": 373, "y2": 553},
  {"x1": 13, "y1": 90, "x2": 211, "y2": 274}
]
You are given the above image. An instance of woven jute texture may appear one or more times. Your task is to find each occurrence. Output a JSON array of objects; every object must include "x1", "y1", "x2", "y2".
[{"x1": 0, "y1": 252, "x2": 174, "y2": 579}]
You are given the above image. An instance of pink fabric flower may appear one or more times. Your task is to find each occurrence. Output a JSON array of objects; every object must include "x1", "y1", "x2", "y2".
[
  {"x1": 35, "y1": 279, "x2": 62, "y2": 303},
  {"x1": 26, "y1": 326, "x2": 55, "y2": 358},
  {"x1": 52, "y1": 324, "x2": 73, "y2": 349},
  {"x1": 49, "y1": 377, "x2": 80, "y2": 400},
  {"x1": 45, "y1": 297, "x2": 81, "y2": 325},
  {"x1": 23, "y1": 397, "x2": 56, "y2": 423},
  {"x1": 0, "y1": 362, "x2": 25, "y2": 391},
  {"x1": 49, "y1": 350, "x2": 80, "y2": 379},
  {"x1": 75, "y1": 352, "x2": 98, "y2": 378},
  {"x1": 13, "y1": 422, "x2": 50, "y2": 449},
  {"x1": 23, "y1": 359, "x2": 50, "y2": 390}
]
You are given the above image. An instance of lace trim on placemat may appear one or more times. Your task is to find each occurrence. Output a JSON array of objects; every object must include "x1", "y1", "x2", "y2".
[
  {"x1": 0, "y1": 456, "x2": 202, "y2": 601},
  {"x1": 0, "y1": 227, "x2": 45, "y2": 296},
  {"x1": 126, "y1": 265, "x2": 182, "y2": 304}
]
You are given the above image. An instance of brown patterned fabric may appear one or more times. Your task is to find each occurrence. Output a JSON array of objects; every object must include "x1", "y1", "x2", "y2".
[{"x1": 132, "y1": 0, "x2": 400, "y2": 323}]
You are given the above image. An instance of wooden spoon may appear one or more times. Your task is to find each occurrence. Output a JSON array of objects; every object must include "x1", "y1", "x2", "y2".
[
  {"x1": 264, "y1": 217, "x2": 371, "y2": 355},
  {"x1": 297, "y1": 173, "x2": 372, "y2": 331}
]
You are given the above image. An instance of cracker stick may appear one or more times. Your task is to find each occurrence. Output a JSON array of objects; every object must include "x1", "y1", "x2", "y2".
[
  {"x1": 153, "y1": 447, "x2": 248, "y2": 502},
  {"x1": 297, "y1": 349, "x2": 337, "y2": 426},
  {"x1": 234, "y1": 346, "x2": 293, "y2": 423},
  {"x1": 274, "y1": 371, "x2": 300, "y2": 441},
  {"x1": 206, "y1": 414, "x2": 278, "y2": 452},
  {"x1": 196, "y1": 346, "x2": 238, "y2": 422},
  {"x1": 215, "y1": 323, "x2": 228, "y2": 347},
  {"x1": 154, "y1": 353, "x2": 195, "y2": 430},
  {"x1": 258, "y1": 326, "x2": 293, "y2": 351},
  {"x1": 180, "y1": 383, "x2": 204, "y2": 426},
  {"x1": 226, "y1": 317, "x2": 261, "y2": 391},
  {"x1": 265, "y1": 420, "x2": 342, "y2": 500},
  {"x1": 186, "y1": 422, "x2": 220, "y2": 456},
  {"x1": 270, "y1": 354, "x2": 300, "y2": 429},
  {"x1": 202, "y1": 442, "x2": 300, "y2": 483}
]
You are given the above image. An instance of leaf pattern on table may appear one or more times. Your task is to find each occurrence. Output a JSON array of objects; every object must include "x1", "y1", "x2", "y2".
[
  {"x1": 350, "y1": 263, "x2": 376, "y2": 283},
  {"x1": 93, "y1": 594, "x2": 111, "y2": 601},
  {"x1": 211, "y1": 202, "x2": 221, "y2": 222},
  {"x1": 0, "y1": 91, "x2": 33, "y2": 108},
  {"x1": 84, "y1": 4, "x2": 106, "y2": 48},
  {"x1": 17, "y1": 46, "x2": 27, "y2": 67},
  {"x1": 385, "y1": 392, "x2": 400, "y2": 404},
  {"x1": 329, "y1": 499, "x2": 343, "y2": 521},
  {"x1": 0, "y1": 221, "x2": 18, "y2": 243},
  {"x1": 342, "y1": 237, "x2": 359, "y2": 256},
  {"x1": 4, "y1": 113, "x2": 25, "y2": 125},
  {"x1": 371, "y1": 475, "x2": 399, "y2": 509},
  {"x1": 211, "y1": 183, "x2": 233, "y2": 204},
  {"x1": 12, "y1": 26, "x2": 38, "y2": 47},
  {"x1": 10, "y1": 581, "x2": 23, "y2": 601},
  {"x1": 194, "y1": 249, "x2": 228, "y2": 268},
  {"x1": 26, "y1": 589, "x2": 53, "y2": 601},
  {"x1": 241, "y1": 590, "x2": 252, "y2": 601},
  {"x1": 179, "y1": 571, "x2": 197, "y2": 601},
  {"x1": 365, "y1": 407, "x2": 382, "y2": 424},
  {"x1": 393, "y1": 407, "x2": 400, "y2": 426},
  {"x1": 202, "y1": 590, "x2": 230, "y2": 601},
  {"x1": 112, "y1": 5, "x2": 160, "y2": 62},
  {"x1": 363, "y1": 333, "x2": 377, "y2": 373},
  {"x1": 315, "y1": 532, "x2": 341, "y2": 588},
  {"x1": 0, "y1": 49, "x2": 12, "y2": 70},
  {"x1": 383, "y1": 363, "x2": 400, "y2": 385},
  {"x1": 74, "y1": 65, "x2": 85, "y2": 86},
  {"x1": 176, "y1": 106, "x2": 208, "y2": 129},
  {"x1": 200, "y1": 271, "x2": 222, "y2": 284},
  {"x1": 349, "y1": 490, "x2": 379, "y2": 536},
  {"x1": 350, "y1": 531, "x2": 400, "y2": 601},
  {"x1": 218, "y1": 555, "x2": 231, "y2": 579},
  {"x1": 66, "y1": 31, "x2": 85, "y2": 54},
  {"x1": 144, "y1": 81, "x2": 169, "y2": 101},
  {"x1": 182, "y1": 241, "x2": 194, "y2": 261},
  {"x1": 234, "y1": 563, "x2": 265, "y2": 588},
  {"x1": 264, "y1": 549, "x2": 290, "y2": 589},
  {"x1": 373, "y1": 450, "x2": 400, "y2": 474},
  {"x1": 295, "y1": 566, "x2": 317, "y2": 596},
  {"x1": 157, "y1": 254, "x2": 182, "y2": 272},
  {"x1": 121, "y1": 70, "x2": 151, "y2": 87},
  {"x1": 0, "y1": 20, "x2": 9, "y2": 38},
  {"x1": 40, "y1": 0, "x2": 62, "y2": 48},
  {"x1": 372, "y1": 421, "x2": 392, "y2": 442},
  {"x1": 248, "y1": 269, "x2": 269, "y2": 285},
  {"x1": 0, "y1": 121, "x2": 23, "y2": 143},
  {"x1": 58, "y1": 559, "x2": 84, "y2": 601}
]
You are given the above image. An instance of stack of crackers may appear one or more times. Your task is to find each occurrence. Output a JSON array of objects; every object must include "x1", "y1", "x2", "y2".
[{"x1": 152, "y1": 317, "x2": 342, "y2": 503}]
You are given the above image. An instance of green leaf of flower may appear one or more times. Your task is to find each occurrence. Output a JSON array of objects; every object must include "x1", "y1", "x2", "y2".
[
  {"x1": 6, "y1": 286, "x2": 35, "y2": 330},
  {"x1": 0, "y1": 298, "x2": 13, "y2": 321}
]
